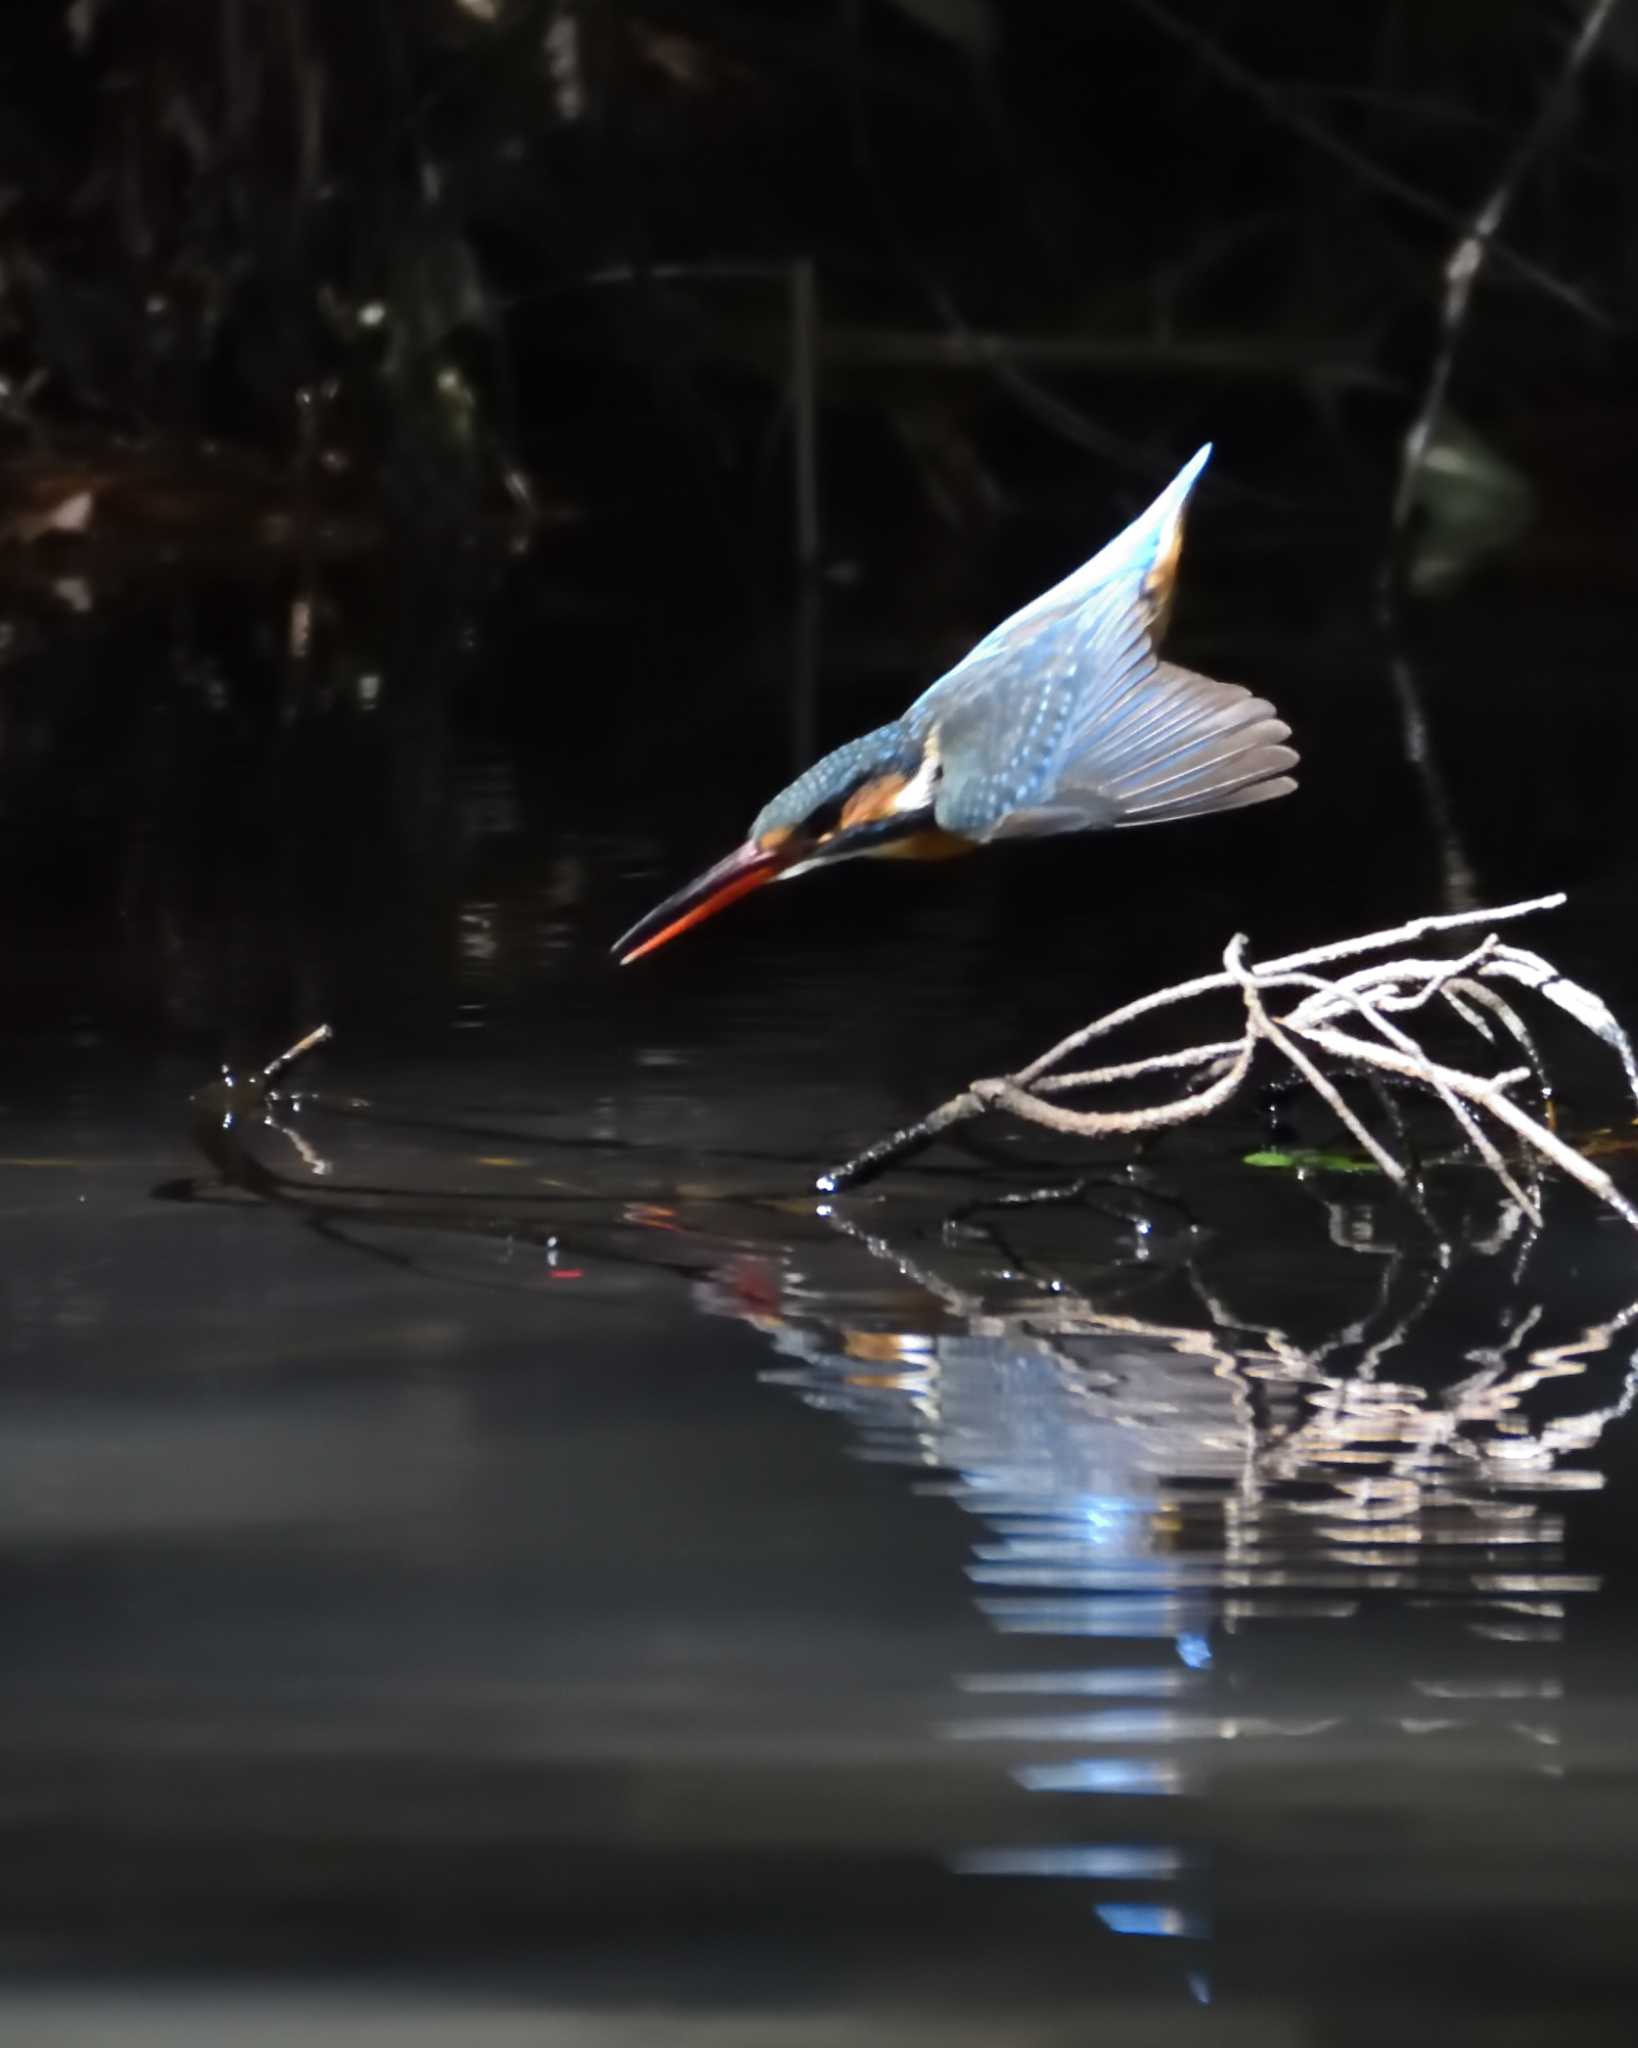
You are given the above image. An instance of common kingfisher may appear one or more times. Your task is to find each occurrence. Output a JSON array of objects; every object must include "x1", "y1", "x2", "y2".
[{"x1": 612, "y1": 445, "x2": 1296, "y2": 965}]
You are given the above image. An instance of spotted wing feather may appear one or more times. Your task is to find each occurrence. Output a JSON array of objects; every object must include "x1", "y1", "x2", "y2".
[
  {"x1": 915, "y1": 581, "x2": 1160, "y2": 840},
  {"x1": 932, "y1": 634, "x2": 1295, "y2": 843}
]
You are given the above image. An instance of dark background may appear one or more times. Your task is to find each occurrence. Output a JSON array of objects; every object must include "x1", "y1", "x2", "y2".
[
  {"x1": 5, "y1": 10, "x2": 1638, "y2": 2041},
  {"x1": 2, "y1": 0, "x2": 1637, "y2": 1074}
]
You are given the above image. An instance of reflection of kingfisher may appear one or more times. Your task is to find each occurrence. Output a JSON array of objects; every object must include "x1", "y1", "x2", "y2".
[{"x1": 614, "y1": 445, "x2": 1297, "y2": 964}]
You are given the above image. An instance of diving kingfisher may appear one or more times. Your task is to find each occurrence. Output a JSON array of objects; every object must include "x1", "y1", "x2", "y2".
[{"x1": 612, "y1": 445, "x2": 1296, "y2": 965}]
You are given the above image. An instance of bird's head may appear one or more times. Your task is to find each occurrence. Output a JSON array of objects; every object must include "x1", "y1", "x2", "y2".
[{"x1": 612, "y1": 723, "x2": 955, "y2": 965}]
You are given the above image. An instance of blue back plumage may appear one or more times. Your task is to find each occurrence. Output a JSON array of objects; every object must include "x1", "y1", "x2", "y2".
[
  {"x1": 748, "y1": 445, "x2": 1295, "y2": 851},
  {"x1": 903, "y1": 446, "x2": 1212, "y2": 839},
  {"x1": 923, "y1": 574, "x2": 1155, "y2": 839},
  {"x1": 903, "y1": 444, "x2": 1293, "y2": 840}
]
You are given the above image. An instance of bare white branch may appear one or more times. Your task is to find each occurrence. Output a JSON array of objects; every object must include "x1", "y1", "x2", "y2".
[{"x1": 821, "y1": 894, "x2": 1638, "y2": 1231}]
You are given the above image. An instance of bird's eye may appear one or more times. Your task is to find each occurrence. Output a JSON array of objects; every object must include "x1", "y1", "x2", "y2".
[{"x1": 804, "y1": 783, "x2": 863, "y2": 843}]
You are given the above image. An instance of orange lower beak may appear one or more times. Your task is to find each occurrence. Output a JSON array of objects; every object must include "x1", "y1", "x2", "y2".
[{"x1": 612, "y1": 841, "x2": 788, "y2": 965}]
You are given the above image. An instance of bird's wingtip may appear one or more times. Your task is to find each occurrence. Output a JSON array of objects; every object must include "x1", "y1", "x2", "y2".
[{"x1": 1143, "y1": 443, "x2": 1213, "y2": 525}]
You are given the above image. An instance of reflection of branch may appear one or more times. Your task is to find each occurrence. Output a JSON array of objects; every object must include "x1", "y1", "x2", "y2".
[
  {"x1": 764, "y1": 1177, "x2": 1638, "y2": 1626},
  {"x1": 171, "y1": 1024, "x2": 746, "y2": 1296},
  {"x1": 823, "y1": 896, "x2": 1638, "y2": 1231}
]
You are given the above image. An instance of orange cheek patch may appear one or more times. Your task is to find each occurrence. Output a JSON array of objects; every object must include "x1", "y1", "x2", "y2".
[{"x1": 838, "y1": 773, "x2": 911, "y2": 831}]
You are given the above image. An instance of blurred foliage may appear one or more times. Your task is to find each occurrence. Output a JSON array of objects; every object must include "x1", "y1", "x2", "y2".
[
  {"x1": 1406, "y1": 412, "x2": 1535, "y2": 593},
  {"x1": 0, "y1": 1, "x2": 1632, "y2": 574}
]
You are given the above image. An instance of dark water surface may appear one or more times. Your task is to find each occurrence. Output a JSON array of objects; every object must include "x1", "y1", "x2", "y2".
[{"x1": 3, "y1": 552, "x2": 1638, "y2": 2043}]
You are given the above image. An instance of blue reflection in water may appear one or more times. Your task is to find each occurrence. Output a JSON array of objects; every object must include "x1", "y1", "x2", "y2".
[
  {"x1": 1096, "y1": 1903, "x2": 1209, "y2": 1939},
  {"x1": 979, "y1": 1595, "x2": 1205, "y2": 1638},
  {"x1": 957, "y1": 1846, "x2": 1186, "y2": 1880},
  {"x1": 1014, "y1": 1758, "x2": 1182, "y2": 1795},
  {"x1": 700, "y1": 1183, "x2": 1638, "y2": 1997},
  {"x1": 958, "y1": 1667, "x2": 1191, "y2": 1696}
]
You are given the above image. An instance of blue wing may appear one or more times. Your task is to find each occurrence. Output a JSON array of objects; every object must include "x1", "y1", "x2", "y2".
[{"x1": 903, "y1": 446, "x2": 1296, "y2": 842}]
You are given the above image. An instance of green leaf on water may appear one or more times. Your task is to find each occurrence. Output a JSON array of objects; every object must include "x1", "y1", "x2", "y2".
[{"x1": 1243, "y1": 1148, "x2": 1381, "y2": 1176}]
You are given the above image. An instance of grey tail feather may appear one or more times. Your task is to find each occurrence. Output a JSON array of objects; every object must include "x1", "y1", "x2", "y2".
[
  {"x1": 1113, "y1": 761, "x2": 1298, "y2": 827},
  {"x1": 1095, "y1": 662, "x2": 1298, "y2": 829}
]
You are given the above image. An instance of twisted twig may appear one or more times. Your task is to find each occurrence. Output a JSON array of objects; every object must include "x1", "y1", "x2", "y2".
[{"x1": 820, "y1": 894, "x2": 1638, "y2": 1231}]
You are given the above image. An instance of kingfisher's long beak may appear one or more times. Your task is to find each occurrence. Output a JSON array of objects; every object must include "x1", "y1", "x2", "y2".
[{"x1": 612, "y1": 840, "x2": 790, "y2": 965}]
